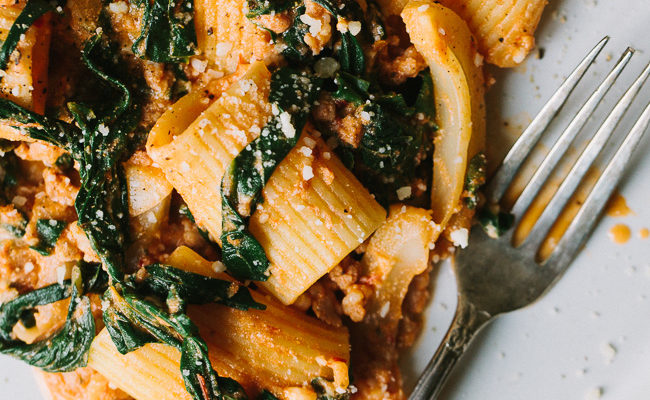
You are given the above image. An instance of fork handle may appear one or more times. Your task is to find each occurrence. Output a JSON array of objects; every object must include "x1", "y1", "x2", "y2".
[{"x1": 409, "y1": 299, "x2": 491, "y2": 400}]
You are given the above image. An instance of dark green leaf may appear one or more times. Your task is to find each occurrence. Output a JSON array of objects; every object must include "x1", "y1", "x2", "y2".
[
  {"x1": 0, "y1": 0, "x2": 54, "y2": 71},
  {"x1": 219, "y1": 377, "x2": 249, "y2": 400},
  {"x1": 280, "y1": 6, "x2": 312, "y2": 63},
  {"x1": 246, "y1": 0, "x2": 296, "y2": 17},
  {"x1": 30, "y1": 219, "x2": 67, "y2": 256},
  {"x1": 478, "y1": 208, "x2": 514, "y2": 238},
  {"x1": 257, "y1": 390, "x2": 280, "y2": 400},
  {"x1": 463, "y1": 152, "x2": 486, "y2": 209},
  {"x1": 54, "y1": 153, "x2": 73, "y2": 171},
  {"x1": 414, "y1": 70, "x2": 435, "y2": 119},
  {"x1": 137, "y1": 264, "x2": 265, "y2": 311},
  {"x1": 339, "y1": 32, "x2": 365, "y2": 76},
  {"x1": 180, "y1": 336, "x2": 220, "y2": 400},
  {"x1": 132, "y1": 0, "x2": 197, "y2": 63},
  {"x1": 0, "y1": 264, "x2": 97, "y2": 372},
  {"x1": 220, "y1": 68, "x2": 322, "y2": 281},
  {"x1": 332, "y1": 72, "x2": 370, "y2": 105},
  {"x1": 311, "y1": 377, "x2": 350, "y2": 400}
]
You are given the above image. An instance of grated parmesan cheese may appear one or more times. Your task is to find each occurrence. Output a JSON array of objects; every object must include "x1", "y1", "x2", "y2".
[
  {"x1": 396, "y1": 186, "x2": 412, "y2": 200},
  {"x1": 279, "y1": 111, "x2": 296, "y2": 138},
  {"x1": 450, "y1": 228, "x2": 469, "y2": 248},
  {"x1": 302, "y1": 165, "x2": 314, "y2": 180}
]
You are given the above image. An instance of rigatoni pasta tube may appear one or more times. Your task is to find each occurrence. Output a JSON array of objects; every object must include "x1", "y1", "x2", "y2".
[
  {"x1": 194, "y1": 0, "x2": 278, "y2": 74},
  {"x1": 376, "y1": 0, "x2": 546, "y2": 67},
  {"x1": 88, "y1": 246, "x2": 351, "y2": 400},
  {"x1": 436, "y1": 0, "x2": 547, "y2": 67},
  {"x1": 362, "y1": 205, "x2": 437, "y2": 335},
  {"x1": 0, "y1": 4, "x2": 51, "y2": 141},
  {"x1": 147, "y1": 62, "x2": 386, "y2": 304},
  {"x1": 402, "y1": 1, "x2": 485, "y2": 233}
]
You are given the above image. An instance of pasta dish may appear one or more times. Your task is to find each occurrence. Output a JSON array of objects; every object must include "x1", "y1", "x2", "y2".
[{"x1": 0, "y1": 0, "x2": 546, "y2": 399}]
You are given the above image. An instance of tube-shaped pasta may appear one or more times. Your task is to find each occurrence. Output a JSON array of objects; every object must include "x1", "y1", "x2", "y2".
[
  {"x1": 194, "y1": 0, "x2": 279, "y2": 74},
  {"x1": 362, "y1": 205, "x2": 437, "y2": 335},
  {"x1": 436, "y1": 0, "x2": 547, "y2": 67},
  {"x1": 0, "y1": 4, "x2": 51, "y2": 141},
  {"x1": 88, "y1": 246, "x2": 351, "y2": 400},
  {"x1": 402, "y1": 1, "x2": 485, "y2": 234},
  {"x1": 147, "y1": 62, "x2": 386, "y2": 304},
  {"x1": 377, "y1": 0, "x2": 546, "y2": 67}
]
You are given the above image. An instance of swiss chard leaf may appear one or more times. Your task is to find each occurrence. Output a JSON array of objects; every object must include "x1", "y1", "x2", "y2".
[
  {"x1": 137, "y1": 264, "x2": 264, "y2": 311},
  {"x1": 30, "y1": 219, "x2": 67, "y2": 256},
  {"x1": 258, "y1": 391, "x2": 280, "y2": 400},
  {"x1": 246, "y1": 0, "x2": 296, "y2": 18},
  {"x1": 463, "y1": 152, "x2": 486, "y2": 209},
  {"x1": 280, "y1": 5, "x2": 312, "y2": 63},
  {"x1": 103, "y1": 277, "x2": 260, "y2": 400},
  {"x1": 311, "y1": 377, "x2": 351, "y2": 400},
  {"x1": 332, "y1": 72, "x2": 370, "y2": 105},
  {"x1": 0, "y1": 263, "x2": 102, "y2": 372},
  {"x1": 131, "y1": 0, "x2": 197, "y2": 63},
  {"x1": 0, "y1": 0, "x2": 57, "y2": 71},
  {"x1": 478, "y1": 208, "x2": 514, "y2": 239},
  {"x1": 220, "y1": 68, "x2": 322, "y2": 281},
  {"x1": 339, "y1": 32, "x2": 364, "y2": 76}
]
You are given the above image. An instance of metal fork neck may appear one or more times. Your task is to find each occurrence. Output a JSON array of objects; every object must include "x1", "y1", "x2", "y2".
[{"x1": 408, "y1": 298, "x2": 492, "y2": 400}]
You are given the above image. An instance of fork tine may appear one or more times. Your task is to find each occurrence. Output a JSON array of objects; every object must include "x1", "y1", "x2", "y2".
[
  {"x1": 510, "y1": 48, "x2": 635, "y2": 220},
  {"x1": 546, "y1": 100, "x2": 650, "y2": 269},
  {"x1": 486, "y1": 36, "x2": 609, "y2": 204},
  {"x1": 520, "y1": 62, "x2": 650, "y2": 253}
]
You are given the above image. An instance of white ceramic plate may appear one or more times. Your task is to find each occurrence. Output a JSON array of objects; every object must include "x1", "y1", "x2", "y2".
[{"x1": 2, "y1": 1, "x2": 650, "y2": 399}]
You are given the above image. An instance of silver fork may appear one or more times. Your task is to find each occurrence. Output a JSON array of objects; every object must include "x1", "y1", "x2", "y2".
[{"x1": 409, "y1": 36, "x2": 650, "y2": 400}]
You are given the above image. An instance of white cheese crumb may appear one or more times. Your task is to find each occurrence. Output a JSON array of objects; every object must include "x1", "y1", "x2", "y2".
[
  {"x1": 298, "y1": 146, "x2": 313, "y2": 157},
  {"x1": 215, "y1": 42, "x2": 232, "y2": 57},
  {"x1": 360, "y1": 111, "x2": 371, "y2": 122},
  {"x1": 396, "y1": 186, "x2": 412, "y2": 200},
  {"x1": 24, "y1": 262, "x2": 34, "y2": 273},
  {"x1": 600, "y1": 342, "x2": 617, "y2": 364},
  {"x1": 302, "y1": 165, "x2": 314, "y2": 181},
  {"x1": 191, "y1": 58, "x2": 208, "y2": 73},
  {"x1": 512, "y1": 50, "x2": 527, "y2": 64},
  {"x1": 56, "y1": 266, "x2": 67, "y2": 285},
  {"x1": 108, "y1": 382, "x2": 118, "y2": 390},
  {"x1": 474, "y1": 52, "x2": 484, "y2": 67},
  {"x1": 417, "y1": 4, "x2": 429, "y2": 11},
  {"x1": 212, "y1": 261, "x2": 226, "y2": 273},
  {"x1": 438, "y1": 27, "x2": 446, "y2": 35},
  {"x1": 303, "y1": 137, "x2": 316, "y2": 148},
  {"x1": 108, "y1": 1, "x2": 129, "y2": 13},
  {"x1": 279, "y1": 111, "x2": 295, "y2": 138},
  {"x1": 584, "y1": 387, "x2": 603, "y2": 400},
  {"x1": 322, "y1": 152, "x2": 331, "y2": 160},
  {"x1": 450, "y1": 228, "x2": 469, "y2": 248},
  {"x1": 180, "y1": 161, "x2": 190, "y2": 172},
  {"x1": 98, "y1": 123, "x2": 109, "y2": 136},
  {"x1": 379, "y1": 301, "x2": 390, "y2": 318},
  {"x1": 299, "y1": 14, "x2": 323, "y2": 36},
  {"x1": 295, "y1": 204, "x2": 306, "y2": 211},
  {"x1": 348, "y1": 21, "x2": 362, "y2": 36}
]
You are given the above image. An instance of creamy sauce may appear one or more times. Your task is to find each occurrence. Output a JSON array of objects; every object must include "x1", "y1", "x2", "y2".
[
  {"x1": 605, "y1": 192, "x2": 633, "y2": 217},
  {"x1": 639, "y1": 228, "x2": 649, "y2": 239},
  {"x1": 609, "y1": 224, "x2": 631, "y2": 244}
]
